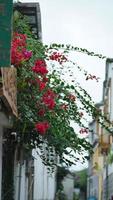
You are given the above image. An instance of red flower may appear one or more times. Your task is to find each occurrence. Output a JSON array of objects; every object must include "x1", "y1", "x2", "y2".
[
  {"x1": 32, "y1": 66, "x2": 48, "y2": 75},
  {"x1": 49, "y1": 52, "x2": 67, "y2": 64},
  {"x1": 35, "y1": 78, "x2": 46, "y2": 91},
  {"x1": 32, "y1": 59, "x2": 48, "y2": 75},
  {"x1": 11, "y1": 49, "x2": 24, "y2": 65},
  {"x1": 32, "y1": 65, "x2": 48, "y2": 75},
  {"x1": 43, "y1": 89, "x2": 56, "y2": 98},
  {"x1": 38, "y1": 109, "x2": 45, "y2": 116},
  {"x1": 42, "y1": 76, "x2": 48, "y2": 83},
  {"x1": 11, "y1": 33, "x2": 32, "y2": 65},
  {"x1": 48, "y1": 99, "x2": 55, "y2": 109},
  {"x1": 35, "y1": 121, "x2": 50, "y2": 135},
  {"x1": 42, "y1": 89, "x2": 56, "y2": 109},
  {"x1": 39, "y1": 82, "x2": 46, "y2": 91}
]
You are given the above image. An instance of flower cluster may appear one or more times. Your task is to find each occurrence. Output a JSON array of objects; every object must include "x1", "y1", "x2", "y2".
[
  {"x1": 31, "y1": 58, "x2": 56, "y2": 135},
  {"x1": 11, "y1": 33, "x2": 32, "y2": 65},
  {"x1": 49, "y1": 52, "x2": 67, "y2": 64},
  {"x1": 86, "y1": 74, "x2": 100, "y2": 82},
  {"x1": 36, "y1": 78, "x2": 46, "y2": 91},
  {"x1": 32, "y1": 60, "x2": 48, "y2": 75},
  {"x1": 42, "y1": 89, "x2": 56, "y2": 110},
  {"x1": 35, "y1": 121, "x2": 49, "y2": 135}
]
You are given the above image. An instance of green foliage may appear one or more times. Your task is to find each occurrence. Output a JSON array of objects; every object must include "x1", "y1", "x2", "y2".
[
  {"x1": 74, "y1": 169, "x2": 87, "y2": 191},
  {"x1": 55, "y1": 166, "x2": 69, "y2": 200},
  {"x1": 56, "y1": 166, "x2": 69, "y2": 191},
  {"x1": 13, "y1": 10, "x2": 32, "y2": 37},
  {"x1": 107, "y1": 149, "x2": 113, "y2": 164},
  {"x1": 45, "y1": 43, "x2": 106, "y2": 59},
  {"x1": 12, "y1": 12, "x2": 112, "y2": 169}
]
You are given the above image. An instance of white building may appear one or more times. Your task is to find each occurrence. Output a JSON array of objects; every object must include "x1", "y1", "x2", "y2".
[
  {"x1": 33, "y1": 149, "x2": 57, "y2": 200},
  {"x1": 13, "y1": 146, "x2": 57, "y2": 200},
  {"x1": 102, "y1": 58, "x2": 113, "y2": 200},
  {"x1": 62, "y1": 173, "x2": 74, "y2": 200},
  {"x1": 88, "y1": 58, "x2": 113, "y2": 200}
]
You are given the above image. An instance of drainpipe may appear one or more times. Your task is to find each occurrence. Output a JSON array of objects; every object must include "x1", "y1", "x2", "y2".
[
  {"x1": 42, "y1": 164, "x2": 45, "y2": 200},
  {"x1": 106, "y1": 163, "x2": 108, "y2": 200},
  {"x1": 0, "y1": 127, "x2": 3, "y2": 200},
  {"x1": 18, "y1": 148, "x2": 23, "y2": 200}
]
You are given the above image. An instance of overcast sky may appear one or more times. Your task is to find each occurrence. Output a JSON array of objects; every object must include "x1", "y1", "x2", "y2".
[
  {"x1": 20, "y1": 0, "x2": 113, "y2": 170},
  {"x1": 20, "y1": 0, "x2": 113, "y2": 102}
]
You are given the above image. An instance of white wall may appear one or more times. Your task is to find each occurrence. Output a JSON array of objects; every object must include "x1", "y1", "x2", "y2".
[
  {"x1": 14, "y1": 161, "x2": 27, "y2": 200},
  {"x1": 62, "y1": 174, "x2": 74, "y2": 200},
  {"x1": 107, "y1": 62, "x2": 113, "y2": 121},
  {"x1": 33, "y1": 149, "x2": 57, "y2": 200}
]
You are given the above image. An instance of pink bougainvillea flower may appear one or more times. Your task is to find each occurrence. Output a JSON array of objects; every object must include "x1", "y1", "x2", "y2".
[
  {"x1": 79, "y1": 112, "x2": 84, "y2": 117},
  {"x1": 68, "y1": 94, "x2": 76, "y2": 101},
  {"x1": 86, "y1": 74, "x2": 100, "y2": 82},
  {"x1": 22, "y1": 50, "x2": 32, "y2": 60},
  {"x1": 60, "y1": 103, "x2": 68, "y2": 110},
  {"x1": 35, "y1": 121, "x2": 50, "y2": 135},
  {"x1": 79, "y1": 128, "x2": 88, "y2": 134}
]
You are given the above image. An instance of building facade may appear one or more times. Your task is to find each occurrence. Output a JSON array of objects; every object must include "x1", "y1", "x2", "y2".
[
  {"x1": 62, "y1": 173, "x2": 74, "y2": 200},
  {"x1": 102, "y1": 59, "x2": 113, "y2": 200},
  {"x1": 87, "y1": 58, "x2": 113, "y2": 200}
]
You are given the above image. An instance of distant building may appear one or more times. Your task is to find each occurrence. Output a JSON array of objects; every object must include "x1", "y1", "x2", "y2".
[
  {"x1": 87, "y1": 58, "x2": 113, "y2": 200},
  {"x1": 87, "y1": 102, "x2": 108, "y2": 200},
  {"x1": 102, "y1": 58, "x2": 113, "y2": 200},
  {"x1": 62, "y1": 173, "x2": 74, "y2": 200},
  {"x1": 14, "y1": 2, "x2": 42, "y2": 40},
  {"x1": 33, "y1": 149, "x2": 57, "y2": 200}
]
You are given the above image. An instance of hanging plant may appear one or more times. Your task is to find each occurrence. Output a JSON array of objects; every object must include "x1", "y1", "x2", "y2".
[{"x1": 12, "y1": 12, "x2": 112, "y2": 168}]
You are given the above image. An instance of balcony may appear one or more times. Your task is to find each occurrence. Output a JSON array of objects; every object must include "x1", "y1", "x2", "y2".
[
  {"x1": 0, "y1": 67, "x2": 18, "y2": 117},
  {"x1": 99, "y1": 134, "x2": 110, "y2": 155}
]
